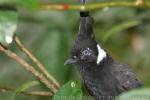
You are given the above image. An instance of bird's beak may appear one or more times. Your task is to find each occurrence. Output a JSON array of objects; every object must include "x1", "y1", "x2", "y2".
[{"x1": 64, "y1": 58, "x2": 77, "y2": 65}]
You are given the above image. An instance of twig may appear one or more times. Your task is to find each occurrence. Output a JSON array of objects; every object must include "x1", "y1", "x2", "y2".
[
  {"x1": 0, "y1": 45, "x2": 57, "y2": 93},
  {"x1": 40, "y1": 1, "x2": 150, "y2": 11},
  {"x1": 14, "y1": 36, "x2": 60, "y2": 89},
  {"x1": 0, "y1": 85, "x2": 52, "y2": 96},
  {"x1": 135, "y1": 0, "x2": 145, "y2": 6}
]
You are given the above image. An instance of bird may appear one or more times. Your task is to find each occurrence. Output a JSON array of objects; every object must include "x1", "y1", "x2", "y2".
[{"x1": 64, "y1": 10, "x2": 142, "y2": 100}]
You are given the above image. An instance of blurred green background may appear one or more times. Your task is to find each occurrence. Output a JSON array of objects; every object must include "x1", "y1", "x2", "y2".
[{"x1": 0, "y1": 0, "x2": 150, "y2": 100}]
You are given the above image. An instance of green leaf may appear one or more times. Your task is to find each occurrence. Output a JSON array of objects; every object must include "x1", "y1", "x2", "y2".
[
  {"x1": 17, "y1": 0, "x2": 39, "y2": 9},
  {"x1": 117, "y1": 88, "x2": 150, "y2": 100},
  {"x1": 35, "y1": 30, "x2": 71, "y2": 84},
  {"x1": 0, "y1": 0, "x2": 39, "y2": 9},
  {"x1": 0, "y1": 10, "x2": 18, "y2": 46},
  {"x1": 52, "y1": 81, "x2": 83, "y2": 100},
  {"x1": 103, "y1": 20, "x2": 142, "y2": 43},
  {"x1": 10, "y1": 81, "x2": 39, "y2": 100}
]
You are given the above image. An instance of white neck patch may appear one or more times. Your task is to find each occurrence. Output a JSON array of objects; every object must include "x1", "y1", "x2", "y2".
[{"x1": 96, "y1": 44, "x2": 107, "y2": 64}]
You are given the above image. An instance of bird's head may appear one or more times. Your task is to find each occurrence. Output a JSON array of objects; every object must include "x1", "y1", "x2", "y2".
[
  {"x1": 64, "y1": 44, "x2": 98, "y2": 66},
  {"x1": 65, "y1": 11, "x2": 107, "y2": 67},
  {"x1": 65, "y1": 41, "x2": 107, "y2": 67}
]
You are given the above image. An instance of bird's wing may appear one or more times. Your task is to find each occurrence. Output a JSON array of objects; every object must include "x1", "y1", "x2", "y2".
[{"x1": 111, "y1": 61, "x2": 142, "y2": 91}]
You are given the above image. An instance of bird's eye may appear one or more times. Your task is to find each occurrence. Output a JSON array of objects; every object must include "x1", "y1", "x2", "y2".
[
  {"x1": 73, "y1": 56, "x2": 77, "y2": 59},
  {"x1": 81, "y1": 48, "x2": 92, "y2": 56}
]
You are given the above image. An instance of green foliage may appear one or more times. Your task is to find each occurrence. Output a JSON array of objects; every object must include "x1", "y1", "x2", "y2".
[
  {"x1": 0, "y1": 0, "x2": 39, "y2": 9},
  {"x1": 35, "y1": 31, "x2": 71, "y2": 84},
  {"x1": 117, "y1": 88, "x2": 150, "y2": 100},
  {"x1": 10, "y1": 81, "x2": 39, "y2": 100},
  {"x1": 52, "y1": 81, "x2": 83, "y2": 100},
  {"x1": 0, "y1": 10, "x2": 18, "y2": 46},
  {"x1": 0, "y1": 0, "x2": 150, "y2": 100},
  {"x1": 103, "y1": 20, "x2": 142, "y2": 43}
]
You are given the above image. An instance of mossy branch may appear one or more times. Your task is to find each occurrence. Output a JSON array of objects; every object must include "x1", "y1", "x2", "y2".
[{"x1": 40, "y1": 1, "x2": 150, "y2": 11}]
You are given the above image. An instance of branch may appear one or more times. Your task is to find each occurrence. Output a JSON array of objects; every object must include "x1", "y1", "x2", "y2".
[
  {"x1": 40, "y1": 1, "x2": 150, "y2": 11},
  {"x1": 0, "y1": 45, "x2": 57, "y2": 93},
  {"x1": 14, "y1": 36, "x2": 60, "y2": 89},
  {"x1": 0, "y1": 86, "x2": 52, "y2": 96},
  {"x1": 135, "y1": 0, "x2": 145, "y2": 6}
]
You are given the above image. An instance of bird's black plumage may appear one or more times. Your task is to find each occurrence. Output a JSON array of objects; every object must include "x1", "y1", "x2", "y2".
[{"x1": 65, "y1": 12, "x2": 142, "y2": 100}]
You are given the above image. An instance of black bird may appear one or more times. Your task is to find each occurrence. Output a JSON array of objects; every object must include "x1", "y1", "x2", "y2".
[{"x1": 65, "y1": 10, "x2": 142, "y2": 100}]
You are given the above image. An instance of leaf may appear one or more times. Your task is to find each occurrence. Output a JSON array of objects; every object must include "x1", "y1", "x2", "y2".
[
  {"x1": 15, "y1": 0, "x2": 39, "y2": 9},
  {"x1": 117, "y1": 88, "x2": 150, "y2": 100},
  {"x1": 35, "y1": 31, "x2": 71, "y2": 84},
  {"x1": 0, "y1": 10, "x2": 18, "y2": 46},
  {"x1": 52, "y1": 81, "x2": 83, "y2": 100},
  {"x1": 103, "y1": 20, "x2": 142, "y2": 43},
  {"x1": 0, "y1": 0, "x2": 39, "y2": 9},
  {"x1": 10, "y1": 81, "x2": 39, "y2": 100},
  {"x1": 57, "y1": 32, "x2": 72, "y2": 83}
]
